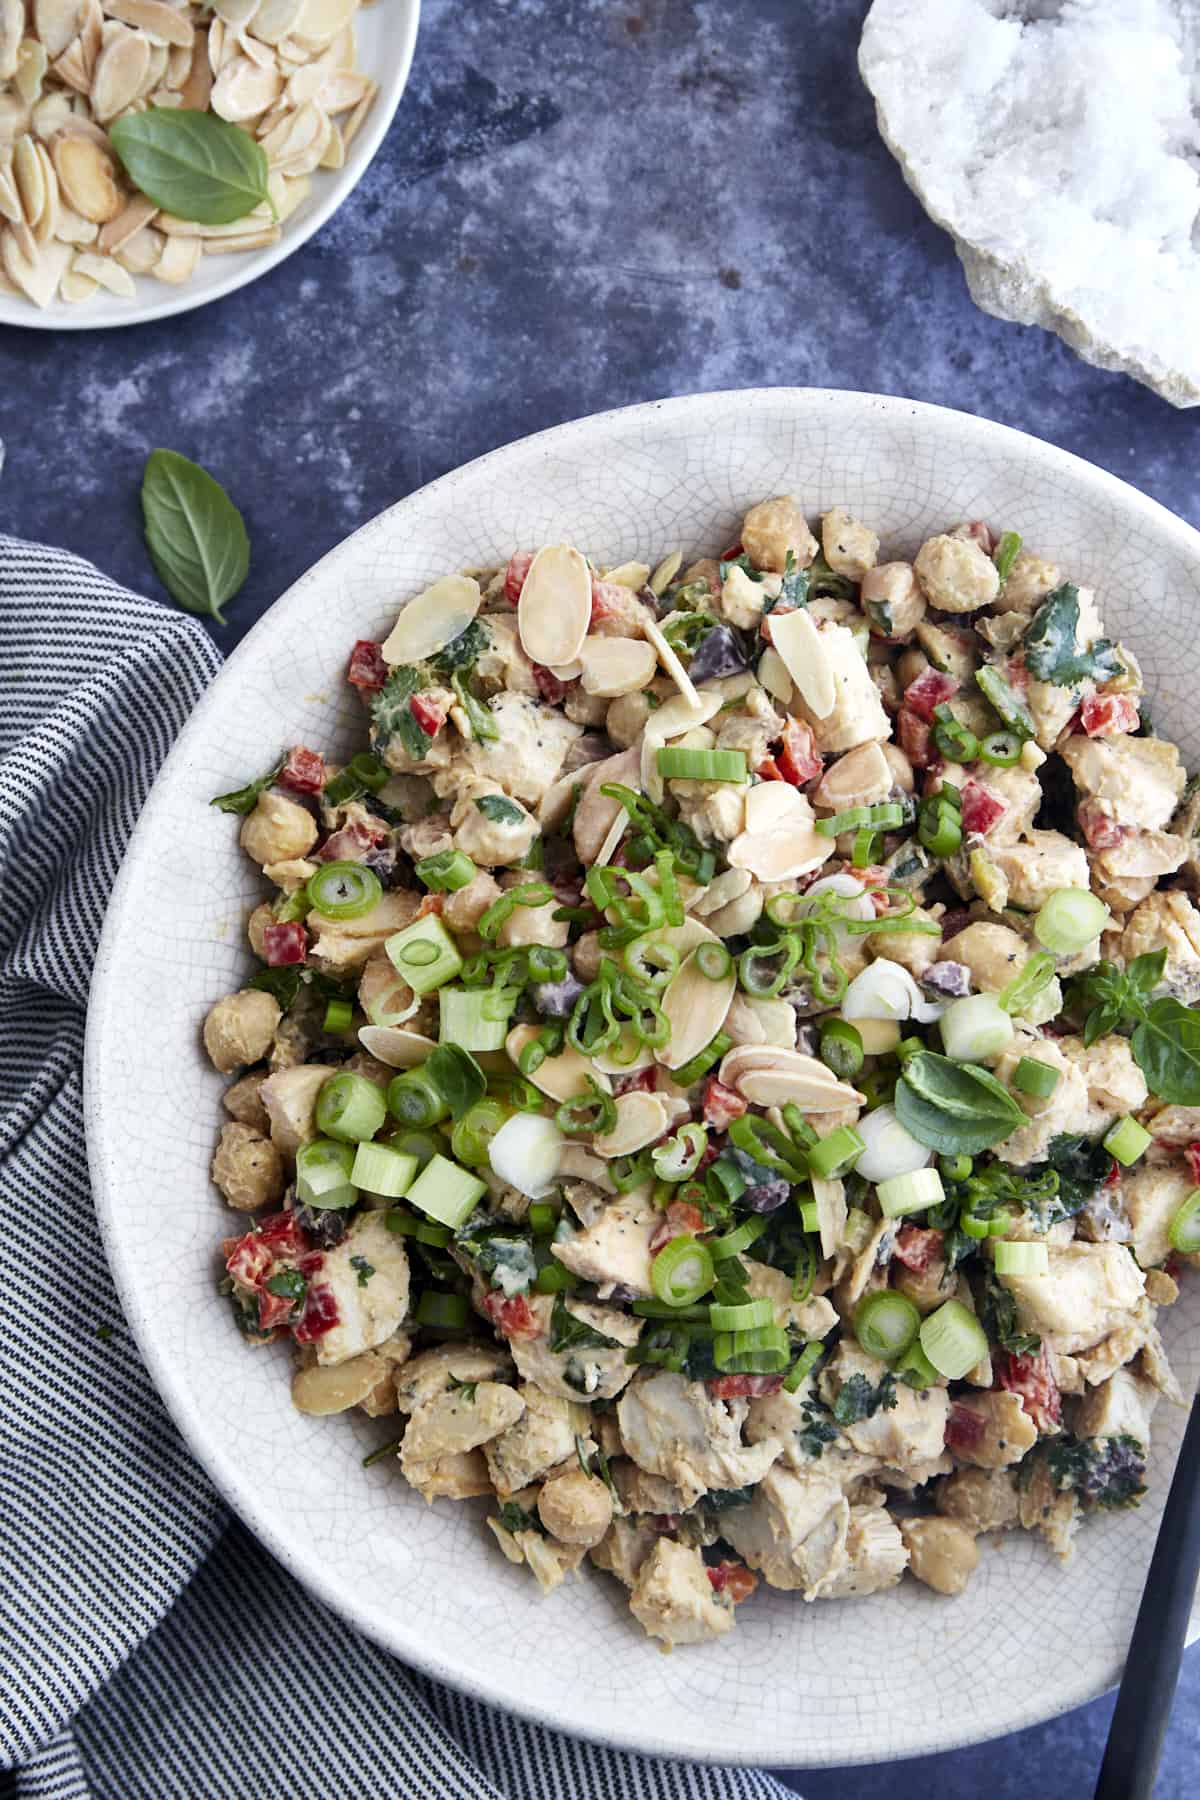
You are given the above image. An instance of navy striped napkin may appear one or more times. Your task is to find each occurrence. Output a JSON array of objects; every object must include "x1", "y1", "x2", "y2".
[{"x1": 0, "y1": 537, "x2": 794, "y2": 1800}]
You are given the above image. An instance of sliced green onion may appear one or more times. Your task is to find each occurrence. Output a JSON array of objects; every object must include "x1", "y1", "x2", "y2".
[
  {"x1": 782, "y1": 1341, "x2": 824, "y2": 1393},
  {"x1": 893, "y1": 1341, "x2": 939, "y2": 1389},
  {"x1": 534, "y1": 1261, "x2": 579, "y2": 1294},
  {"x1": 1034, "y1": 888, "x2": 1110, "y2": 955},
  {"x1": 387, "y1": 1128, "x2": 442, "y2": 1172},
  {"x1": 651, "y1": 1235, "x2": 716, "y2": 1307},
  {"x1": 815, "y1": 805, "x2": 873, "y2": 837},
  {"x1": 713, "y1": 1324, "x2": 790, "y2": 1374},
  {"x1": 709, "y1": 1297, "x2": 775, "y2": 1332},
  {"x1": 554, "y1": 1078, "x2": 617, "y2": 1138},
  {"x1": 792, "y1": 1237, "x2": 817, "y2": 1303},
  {"x1": 416, "y1": 1291, "x2": 470, "y2": 1329},
  {"x1": 807, "y1": 1125, "x2": 865, "y2": 1180},
  {"x1": 528, "y1": 1201, "x2": 560, "y2": 1236},
  {"x1": 854, "y1": 1290, "x2": 920, "y2": 1360},
  {"x1": 527, "y1": 946, "x2": 567, "y2": 983},
  {"x1": 387, "y1": 1068, "x2": 450, "y2": 1129},
  {"x1": 323, "y1": 998, "x2": 353, "y2": 1034},
  {"x1": 993, "y1": 1240, "x2": 1049, "y2": 1277},
  {"x1": 940, "y1": 993, "x2": 1014, "y2": 1064},
  {"x1": 1168, "y1": 1189, "x2": 1200, "y2": 1255},
  {"x1": 1013, "y1": 1056, "x2": 1060, "y2": 1099},
  {"x1": 938, "y1": 1153, "x2": 973, "y2": 1182},
  {"x1": 415, "y1": 849, "x2": 477, "y2": 892},
  {"x1": 673, "y1": 1032, "x2": 733, "y2": 1088},
  {"x1": 306, "y1": 860, "x2": 382, "y2": 920},
  {"x1": 843, "y1": 1206, "x2": 873, "y2": 1253},
  {"x1": 707, "y1": 1216, "x2": 767, "y2": 1260},
  {"x1": 998, "y1": 952, "x2": 1056, "y2": 1017},
  {"x1": 351, "y1": 1142, "x2": 416, "y2": 1198},
  {"x1": 611, "y1": 1148, "x2": 655, "y2": 1193},
  {"x1": 295, "y1": 1138, "x2": 357, "y2": 1210},
  {"x1": 651, "y1": 1123, "x2": 709, "y2": 1183},
  {"x1": 738, "y1": 938, "x2": 799, "y2": 997},
  {"x1": 406, "y1": 1153, "x2": 487, "y2": 1229},
  {"x1": 978, "y1": 731, "x2": 1021, "y2": 768},
  {"x1": 975, "y1": 664, "x2": 1034, "y2": 740},
  {"x1": 877, "y1": 1166, "x2": 945, "y2": 1220},
  {"x1": 385, "y1": 916, "x2": 464, "y2": 994},
  {"x1": 918, "y1": 794, "x2": 962, "y2": 859},
  {"x1": 781, "y1": 1105, "x2": 818, "y2": 1153},
  {"x1": 1103, "y1": 1115, "x2": 1152, "y2": 1168},
  {"x1": 728, "y1": 1115, "x2": 808, "y2": 1180},
  {"x1": 386, "y1": 1209, "x2": 452, "y2": 1246},
  {"x1": 851, "y1": 827, "x2": 879, "y2": 868},
  {"x1": 314, "y1": 1071, "x2": 387, "y2": 1144},
  {"x1": 439, "y1": 983, "x2": 518, "y2": 1052},
  {"x1": 919, "y1": 1298, "x2": 988, "y2": 1380},
  {"x1": 517, "y1": 1022, "x2": 563, "y2": 1078},
  {"x1": 273, "y1": 889, "x2": 311, "y2": 923},
  {"x1": 994, "y1": 530, "x2": 1022, "y2": 582},
  {"x1": 707, "y1": 1157, "x2": 748, "y2": 1210},
  {"x1": 451, "y1": 1099, "x2": 510, "y2": 1167},
  {"x1": 959, "y1": 1207, "x2": 991, "y2": 1241},
  {"x1": 820, "y1": 1017, "x2": 864, "y2": 1080},
  {"x1": 623, "y1": 936, "x2": 680, "y2": 991},
  {"x1": 798, "y1": 1198, "x2": 820, "y2": 1233},
  {"x1": 655, "y1": 746, "x2": 749, "y2": 783},
  {"x1": 931, "y1": 704, "x2": 979, "y2": 766},
  {"x1": 695, "y1": 942, "x2": 733, "y2": 981},
  {"x1": 477, "y1": 882, "x2": 554, "y2": 942}
]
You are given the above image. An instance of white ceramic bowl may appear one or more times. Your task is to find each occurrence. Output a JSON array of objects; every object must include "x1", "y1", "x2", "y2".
[
  {"x1": 86, "y1": 390, "x2": 1200, "y2": 1767},
  {"x1": 0, "y1": 2, "x2": 419, "y2": 333}
]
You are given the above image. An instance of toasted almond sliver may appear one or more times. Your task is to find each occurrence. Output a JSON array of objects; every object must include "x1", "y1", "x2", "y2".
[
  {"x1": 250, "y1": 0, "x2": 306, "y2": 44},
  {"x1": 13, "y1": 135, "x2": 44, "y2": 229},
  {"x1": 72, "y1": 247, "x2": 135, "y2": 293},
  {"x1": 55, "y1": 202, "x2": 98, "y2": 242},
  {"x1": 578, "y1": 635, "x2": 657, "y2": 699},
  {"x1": 103, "y1": 0, "x2": 195, "y2": 45},
  {"x1": 506, "y1": 1025, "x2": 612, "y2": 1104},
  {"x1": 768, "y1": 607, "x2": 836, "y2": 719},
  {"x1": 643, "y1": 615, "x2": 699, "y2": 710},
  {"x1": 114, "y1": 220, "x2": 163, "y2": 271},
  {"x1": 517, "y1": 544, "x2": 592, "y2": 668},
  {"x1": 91, "y1": 26, "x2": 151, "y2": 120},
  {"x1": 50, "y1": 36, "x2": 91, "y2": 93},
  {"x1": 97, "y1": 190, "x2": 156, "y2": 251},
  {"x1": 735, "y1": 1065, "x2": 864, "y2": 1111},
  {"x1": 339, "y1": 84, "x2": 373, "y2": 149},
  {"x1": 381, "y1": 574, "x2": 482, "y2": 667},
  {"x1": 152, "y1": 231, "x2": 202, "y2": 280},
  {"x1": 2, "y1": 226, "x2": 69, "y2": 305},
  {"x1": 0, "y1": 3, "x2": 26, "y2": 81},
  {"x1": 593, "y1": 802, "x2": 630, "y2": 868},
  {"x1": 16, "y1": 38, "x2": 50, "y2": 105},
  {"x1": 203, "y1": 224, "x2": 280, "y2": 252},
  {"x1": 78, "y1": 0, "x2": 102, "y2": 71},
  {"x1": 356, "y1": 1025, "x2": 435, "y2": 1069},
  {"x1": 52, "y1": 130, "x2": 123, "y2": 222},
  {"x1": 32, "y1": 140, "x2": 59, "y2": 242},
  {"x1": 156, "y1": 207, "x2": 270, "y2": 237},
  {"x1": 59, "y1": 264, "x2": 98, "y2": 300},
  {"x1": 292, "y1": 1351, "x2": 387, "y2": 1416},
  {"x1": 658, "y1": 935, "x2": 736, "y2": 1071},
  {"x1": 34, "y1": 0, "x2": 84, "y2": 60},
  {"x1": 594, "y1": 1092, "x2": 669, "y2": 1158},
  {"x1": 0, "y1": 157, "x2": 24, "y2": 224},
  {"x1": 691, "y1": 867, "x2": 752, "y2": 918},
  {"x1": 212, "y1": 52, "x2": 282, "y2": 122}
]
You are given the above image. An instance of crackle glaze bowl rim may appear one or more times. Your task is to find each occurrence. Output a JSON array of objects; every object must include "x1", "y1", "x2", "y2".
[
  {"x1": 0, "y1": 0, "x2": 420, "y2": 334},
  {"x1": 86, "y1": 389, "x2": 1200, "y2": 1768}
]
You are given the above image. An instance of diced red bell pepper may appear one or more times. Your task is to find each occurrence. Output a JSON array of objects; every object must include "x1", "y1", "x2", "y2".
[
  {"x1": 702, "y1": 1077, "x2": 747, "y2": 1131},
  {"x1": 960, "y1": 779, "x2": 1007, "y2": 838},
  {"x1": 776, "y1": 719, "x2": 823, "y2": 786},
  {"x1": 959, "y1": 520, "x2": 997, "y2": 555},
  {"x1": 347, "y1": 640, "x2": 388, "y2": 692},
  {"x1": 854, "y1": 866, "x2": 892, "y2": 913},
  {"x1": 706, "y1": 1560, "x2": 758, "y2": 1602},
  {"x1": 897, "y1": 707, "x2": 937, "y2": 770},
  {"x1": 409, "y1": 695, "x2": 445, "y2": 738},
  {"x1": 532, "y1": 665, "x2": 567, "y2": 705},
  {"x1": 292, "y1": 1283, "x2": 340, "y2": 1344},
  {"x1": 720, "y1": 540, "x2": 745, "y2": 561},
  {"x1": 707, "y1": 1374, "x2": 784, "y2": 1400},
  {"x1": 416, "y1": 892, "x2": 445, "y2": 919},
  {"x1": 892, "y1": 1224, "x2": 943, "y2": 1273},
  {"x1": 1185, "y1": 1143, "x2": 1200, "y2": 1186},
  {"x1": 945, "y1": 1402, "x2": 987, "y2": 1454},
  {"x1": 258, "y1": 1212, "x2": 311, "y2": 1257},
  {"x1": 297, "y1": 1250, "x2": 326, "y2": 1277},
  {"x1": 1165, "y1": 1252, "x2": 1186, "y2": 1282},
  {"x1": 649, "y1": 1200, "x2": 706, "y2": 1256},
  {"x1": 257, "y1": 1287, "x2": 300, "y2": 1332},
  {"x1": 1079, "y1": 693, "x2": 1139, "y2": 738},
  {"x1": 1102, "y1": 1157, "x2": 1121, "y2": 1190},
  {"x1": 614, "y1": 1066, "x2": 657, "y2": 1096},
  {"x1": 482, "y1": 1291, "x2": 542, "y2": 1339},
  {"x1": 755, "y1": 755, "x2": 784, "y2": 781},
  {"x1": 902, "y1": 668, "x2": 960, "y2": 722},
  {"x1": 504, "y1": 551, "x2": 535, "y2": 605},
  {"x1": 280, "y1": 745, "x2": 326, "y2": 794},
  {"x1": 224, "y1": 1235, "x2": 273, "y2": 1291},
  {"x1": 996, "y1": 1347, "x2": 1061, "y2": 1433},
  {"x1": 262, "y1": 921, "x2": 307, "y2": 966},
  {"x1": 319, "y1": 816, "x2": 389, "y2": 863},
  {"x1": 590, "y1": 576, "x2": 634, "y2": 625},
  {"x1": 1077, "y1": 802, "x2": 1126, "y2": 851}
]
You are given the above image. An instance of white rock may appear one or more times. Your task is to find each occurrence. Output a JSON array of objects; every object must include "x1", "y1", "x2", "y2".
[{"x1": 859, "y1": 0, "x2": 1200, "y2": 408}]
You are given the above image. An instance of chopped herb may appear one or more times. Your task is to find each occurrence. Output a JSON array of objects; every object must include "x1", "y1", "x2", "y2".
[
  {"x1": 457, "y1": 1225, "x2": 538, "y2": 1297},
  {"x1": 350, "y1": 1255, "x2": 375, "y2": 1288},
  {"x1": 496, "y1": 1500, "x2": 541, "y2": 1534},
  {"x1": 796, "y1": 1397, "x2": 840, "y2": 1459},
  {"x1": 978, "y1": 1271, "x2": 1041, "y2": 1356},
  {"x1": 832, "y1": 1371, "x2": 898, "y2": 1426},
  {"x1": 450, "y1": 669, "x2": 500, "y2": 743},
  {"x1": 1042, "y1": 1433, "x2": 1147, "y2": 1510},
  {"x1": 210, "y1": 755, "x2": 285, "y2": 815},
  {"x1": 1022, "y1": 583, "x2": 1122, "y2": 687},
  {"x1": 476, "y1": 793, "x2": 525, "y2": 826},
  {"x1": 448, "y1": 1375, "x2": 478, "y2": 1402},
  {"x1": 430, "y1": 618, "x2": 491, "y2": 674},
  {"x1": 718, "y1": 553, "x2": 761, "y2": 583},
  {"x1": 372, "y1": 666, "x2": 436, "y2": 762},
  {"x1": 362, "y1": 1437, "x2": 403, "y2": 1469},
  {"x1": 1038, "y1": 1135, "x2": 1114, "y2": 1223},
  {"x1": 549, "y1": 1293, "x2": 619, "y2": 1354},
  {"x1": 265, "y1": 1268, "x2": 307, "y2": 1302},
  {"x1": 705, "y1": 1484, "x2": 756, "y2": 1512}
]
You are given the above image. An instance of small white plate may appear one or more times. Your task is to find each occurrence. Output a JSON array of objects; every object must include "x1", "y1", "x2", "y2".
[
  {"x1": 0, "y1": 2, "x2": 420, "y2": 333},
  {"x1": 87, "y1": 391, "x2": 1200, "y2": 1766}
]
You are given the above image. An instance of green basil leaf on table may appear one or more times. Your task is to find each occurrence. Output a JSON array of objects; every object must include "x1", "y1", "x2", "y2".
[
  {"x1": 1132, "y1": 998, "x2": 1200, "y2": 1105},
  {"x1": 895, "y1": 1051, "x2": 1024, "y2": 1155},
  {"x1": 110, "y1": 108, "x2": 274, "y2": 226},
  {"x1": 142, "y1": 449, "x2": 250, "y2": 622}
]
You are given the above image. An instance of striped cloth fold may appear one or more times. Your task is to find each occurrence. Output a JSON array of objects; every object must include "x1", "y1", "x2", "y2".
[{"x1": 0, "y1": 537, "x2": 795, "y2": 1800}]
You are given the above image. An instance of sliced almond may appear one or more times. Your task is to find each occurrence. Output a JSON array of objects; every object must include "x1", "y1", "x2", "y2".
[
  {"x1": 259, "y1": 98, "x2": 329, "y2": 174},
  {"x1": 56, "y1": 204, "x2": 99, "y2": 241},
  {"x1": 102, "y1": 0, "x2": 194, "y2": 45},
  {"x1": 643, "y1": 615, "x2": 699, "y2": 709},
  {"x1": 16, "y1": 38, "x2": 49, "y2": 105},
  {"x1": 727, "y1": 781, "x2": 832, "y2": 883},
  {"x1": 164, "y1": 39, "x2": 190, "y2": 87},
  {"x1": 212, "y1": 0, "x2": 260, "y2": 25},
  {"x1": 593, "y1": 802, "x2": 630, "y2": 868},
  {"x1": 505, "y1": 1025, "x2": 610, "y2": 1103},
  {"x1": 357, "y1": 1025, "x2": 436, "y2": 1069},
  {"x1": 212, "y1": 51, "x2": 282, "y2": 122},
  {"x1": 52, "y1": 130, "x2": 123, "y2": 222},
  {"x1": 601, "y1": 559, "x2": 651, "y2": 590},
  {"x1": 339, "y1": 84, "x2": 373, "y2": 149},
  {"x1": 51, "y1": 37, "x2": 91, "y2": 93},
  {"x1": 139, "y1": 40, "x2": 169, "y2": 99},
  {"x1": 97, "y1": 191, "x2": 156, "y2": 250},
  {"x1": 31, "y1": 140, "x2": 58, "y2": 241},
  {"x1": 91, "y1": 26, "x2": 151, "y2": 120},
  {"x1": 318, "y1": 67, "x2": 371, "y2": 113},
  {"x1": 204, "y1": 224, "x2": 279, "y2": 251},
  {"x1": 2, "y1": 227, "x2": 69, "y2": 305},
  {"x1": 13, "y1": 135, "x2": 45, "y2": 230},
  {"x1": 272, "y1": 171, "x2": 310, "y2": 220},
  {"x1": 593, "y1": 1091, "x2": 669, "y2": 1158},
  {"x1": 0, "y1": 93, "x2": 32, "y2": 142},
  {"x1": 592, "y1": 1029, "x2": 655, "y2": 1078},
  {"x1": 72, "y1": 248, "x2": 135, "y2": 292},
  {"x1": 0, "y1": 153, "x2": 20, "y2": 224},
  {"x1": 381, "y1": 573, "x2": 482, "y2": 667},
  {"x1": 114, "y1": 220, "x2": 164, "y2": 271},
  {"x1": 578, "y1": 634, "x2": 657, "y2": 698},
  {"x1": 649, "y1": 549, "x2": 683, "y2": 597},
  {"x1": 292, "y1": 1350, "x2": 388, "y2": 1415},
  {"x1": 517, "y1": 545, "x2": 592, "y2": 668},
  {"x1": 250, "y1": 0, "x2": 306, "y2": 43},
  {"x1": 284, "y1": 43, "x2": 336, "y2": 105},
  {"x1": 152, "y1": 231, "x2": 201, "y2": 279},
  {"x1": 157, "y1": 207, "x2": 271, "y2": 237},
  {"x1": 736, "y1": 1064, "x2": 863, "y2": 1110},
  {"x1": 318, "y1": 119, "x2": 344, "y2": 170},
  {"x1": 658, "y1": 935, "x2": 737, "y2": 1071},
  {"x1": 31, "y1": 91, "x2": 74, "y2": 138},
  {"x1": 295, "y1": 0, "x2": 356, "y2": 44},
  {"x1": 691, "y1": 866, "x2": 753, "y2": 918},
  {"x1": 640, "y1": 687, "x2": 724, "y2": 805},
  {"x1": 758, "y1": 644, "x2": 794, "y2": 706},
  {"x1": 0, "y1": 0, "x2": 23, "y2": 82},
  {"x1": 35, "y1": 0, "x2": 83, "y2": 59},
  {"x1": 557, "y1": 1145, "x2": 617, "y2": 1191},
  {"x1": 178, "y1": 30, "x2": 213, "y2": 108},
  {"x1": 238, "y1": 32, "x2": 276, "y2": 71},
  {"x1": 78, "y1": 0, "x2": 102, "y2": 71},
  {"x1": 812, "y1": 741, "x2": 892, "y2": 813},
  {"x1": 59, "y1": 264, "x2": 98, "y2": 301},
  {"x1": 769, "y1": 607, "x2": 835, "y2": 718},
  {"x1": 547, "y1": 657, "x2": 582, "y2": 681}
]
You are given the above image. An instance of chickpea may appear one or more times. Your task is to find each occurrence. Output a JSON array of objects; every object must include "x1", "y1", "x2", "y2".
[
  {"x1": 223, "y1": 1070, "x2": 271, "y2": 1131},
  {"x1": 537, "y1": 1468, "x2": 613, "y2": 1548},
  {"x1": 239, "y1": 790, "x2": 318, "y2": 866},
  {"x1": 203, "y1": 989, "x2": 281, "y2": 1074},
  {"x1": 211, "y1": 1121, "x2": 285, "y2": 1211},
  {"x1": 741, "y1": 495, "x2": 818, "y2": 574}
]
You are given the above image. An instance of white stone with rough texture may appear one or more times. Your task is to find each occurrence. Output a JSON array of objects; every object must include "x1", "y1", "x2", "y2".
[
  {"x1": 86, "y1": 390, "x2": 1200, "y2": 1768},
  {"x1": 860, "y1": 0, "x2": 1200, "y2": 407}
]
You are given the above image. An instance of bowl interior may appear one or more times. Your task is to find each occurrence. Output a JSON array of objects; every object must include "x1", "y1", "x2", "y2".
[
  {"x1": 0, "y1": 2, "x2": 419, "y2": 333},
  {"x1": 87, "y1": 390, "x2": 1200, "y2": 1766}
]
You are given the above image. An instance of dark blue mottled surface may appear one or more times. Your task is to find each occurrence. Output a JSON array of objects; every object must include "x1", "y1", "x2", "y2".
[{"x1": 2, "y1": 0, "x2": 1197, "y2": 1790}]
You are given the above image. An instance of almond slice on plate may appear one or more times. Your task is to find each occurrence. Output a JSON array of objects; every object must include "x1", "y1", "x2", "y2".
[
  {"x1": 578, "y1": 635, "x2": 657, "y2": 698},
  {"x1": 381, "y1": 574, "x2": 483, "y2": 666},
  {"x1": 357, "y1": 1025, "x2": 436, "y2": 1069},
  {"x1": 34, "y1": 0, "x2": 83, "y2": 60},
  {"x1": 769, "y1": 607, "x2": 835, "y2": 718},
  {"x1": 53, "y1": 130, "x2": 123, "y2": 222},
  {"x1": 643, "y1": 615, "x2": 699, "y2": 709},
  {"x1": 103, "y1": 0, "x2": 194, "y2": 46},
  {"x1": 517, "y1": 544, "x2": 592, "y2": 668},
  {"x1": 91, "y1": 25, "x2": 150, "y2": 121},
  {"x1": 505, "y1": 1025, "x2": 610, "y2": 1103},
  {"x1": 727, "y1": 780, "x2": 833, "y2": 883},
  {"x1": 593, "y1": 1091, "x2": 669, "y2": 1158}
]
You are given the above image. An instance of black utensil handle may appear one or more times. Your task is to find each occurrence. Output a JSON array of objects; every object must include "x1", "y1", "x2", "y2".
[{"x1": 1095, "y1": 1394, "x2": 1200, "y2": 1800}]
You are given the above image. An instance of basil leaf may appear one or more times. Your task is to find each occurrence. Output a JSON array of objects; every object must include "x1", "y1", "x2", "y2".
[
  {"x1": 110, "y1": 108, "x2": 273, "y2": 226},
  {"x1": 210, "y1": 754, "x2": 283, "y2": 815},
  {"x1": 895, "y1": 1052, "x2": 1024, "y2": 1155},
  {"x1": 1132, "y1": 998, "x2": 1200, "y2": 1104},
  {"x1": 371, "y1": 666, "x2": 434, "y2": 762},
  {"x1": 424, "y1": 1043, "x2": 485, "y2": 1119},
  {"x1": 549, "y1": 1294, "x2": 618, "y2": 1354},
  {"x1": 993, "y1": 530, "x2": 1022, "y2": 582},
  {"x1": 142, "y1": 449, "x2": 250, "y2": 623},
  {"x1": 451, "y1": 669, "x2": 499, "y2": 743},
  {"x1": 430, "y1": 618, "x2": 491, "y2": 675},
  {"x1": 476, "y1": 794, "x2": 525, "y2": 826},
  {"x1": 1126, "y1": 949, "x2": 1167, "y2": 999},
  {"x1": 1022, "y1": 583, "x2": 1122, "y2": 687}
]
